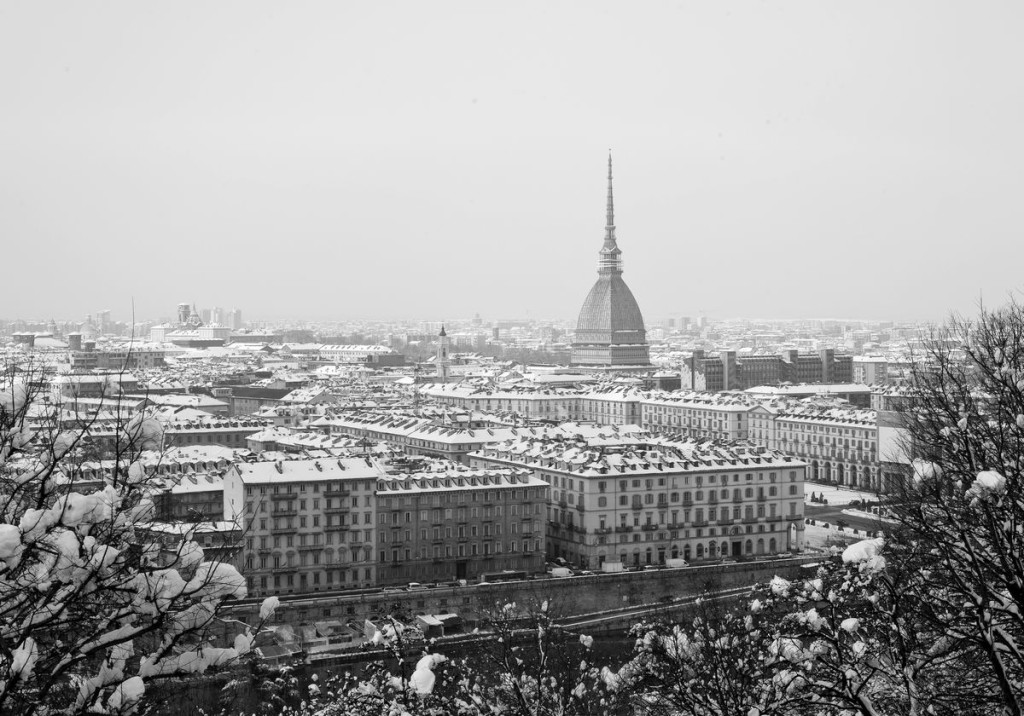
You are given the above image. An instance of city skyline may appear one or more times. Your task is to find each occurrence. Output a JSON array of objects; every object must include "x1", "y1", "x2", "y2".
[{"x1": 3, "y1": 2, "x2": 1022, "y2": 324}]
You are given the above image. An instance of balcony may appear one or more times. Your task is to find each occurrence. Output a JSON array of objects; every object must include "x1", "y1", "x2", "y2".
[
  {"x1": 270, "y1": 525, "x2": 293, "y2": 535},
  {"x1": 641, "y1": 524, "x2": 657, "y2": 532},
  {"x1": 325, "y1": 523, "x2": 350, "y2": 532},
  {"x1": 558, "y1": 500, "x2": 568, "y2": 509},
  {"x1": 297, "y1": 543, "x2": 323, "y2": 551},
  {"x1": 615, "y1": 526, "x2": 633, "y2": 533},
  {"x1": 717, "y1": 519, "x2": 734, "y2": 526},
  {"x1": 742, "y1": 516, "x2": 760, "y2": 524},
  {"x1": 630, "y1": 502, "x2": 643, "y2": 511},
  {"x1": 594, "y1": 527, "x2": 613, "y2": 535},
  {"x1": 324, "y1": 489, "x2": 351, "y2": 498},
  {"x1": 324, "y1": 505, "x2": 348, "y2": 514},
  {"x1": 757, "y1": 494, "x2": 767, "y2": 502},
  {"x1": 732, "y1": 496, "x2": 742, "y2": 503},
  {"x1": 691, "y1": 520, "x2": 709, "y2": 527},
  {"x1": 271, "y1": 509, "x2": 298, "y2": 518},
  {"x1": 270, "y1": 492, "x2": 297, "y2": 501},
  {"x1": 767, "y1": 516, "x2": 782, "y2": 522}
]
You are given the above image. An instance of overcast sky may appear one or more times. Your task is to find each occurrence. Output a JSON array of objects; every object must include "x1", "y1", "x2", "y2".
[{"x1": 2, "y1": 2, "x2": 1022, "y2": 325}]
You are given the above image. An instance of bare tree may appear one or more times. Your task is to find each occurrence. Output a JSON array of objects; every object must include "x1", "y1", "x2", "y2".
[
  {"x1": 883, "y1": 301, "x2": 1024, "y2": 715},
  {"x1": 0, "y1": 360, "x2": 262, "y2": 715}
]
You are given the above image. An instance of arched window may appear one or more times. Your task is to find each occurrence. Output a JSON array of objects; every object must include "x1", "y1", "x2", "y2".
[
  {"x1": 745, "y1": 539, "x2": 753, "y2": 554},
  {"x1": 756, "y1": 538, "x2": 764, "y2": 554},
  {"x1": 695, "y1": 544, "x2": 703, "y2": 559},
  {"x1": 769, "y1": 538, "x2": 777, "y2": 553}
]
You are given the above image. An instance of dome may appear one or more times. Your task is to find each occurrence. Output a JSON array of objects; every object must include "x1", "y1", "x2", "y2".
[{"x1": 575, "y1": 274, "x2": 647, "y2": 342}]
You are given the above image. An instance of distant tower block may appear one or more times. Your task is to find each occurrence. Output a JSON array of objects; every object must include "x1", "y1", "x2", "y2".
[
  {"x1": 570, "y1": 154, "x2": 650, "y2": 366},
  {"x1": 436, "y1": 324, "x2": 451, "y2": 383}
]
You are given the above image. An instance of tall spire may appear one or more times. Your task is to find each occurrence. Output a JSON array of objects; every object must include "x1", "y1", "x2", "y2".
[
  {"x1": 604, "y1": 151, "x2": 616, "y2": 247},
  {"x1": 606, "y1": 152, "x2": 615, "y2": 231},
  {"x1": 598, "y1": 151, "x2": 623, "y2": 274}
]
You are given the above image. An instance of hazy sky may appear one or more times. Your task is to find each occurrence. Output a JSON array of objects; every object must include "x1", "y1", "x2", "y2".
[{"x1": 3, "y1": 2, "x2": 1023, "y2": 324}]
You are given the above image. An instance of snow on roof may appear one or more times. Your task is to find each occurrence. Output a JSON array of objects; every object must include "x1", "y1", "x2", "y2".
[{"x1": 231, "y1": 457, "x2": 385, "y2": 484}]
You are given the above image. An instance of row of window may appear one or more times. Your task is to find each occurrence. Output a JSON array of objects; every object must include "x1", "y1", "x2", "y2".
[
  {"x1": 379, "y1": 539, "x2": 540, "y2": 561},
  {"x1": 246, "y1": 480, "x2": 375, "y2": 495},
  {"x1": 379, "y1": 522, "x2": 535, "y2": 543},
  {"x1": 593, "y1": 484, "x2": 797, "y2": 508}
]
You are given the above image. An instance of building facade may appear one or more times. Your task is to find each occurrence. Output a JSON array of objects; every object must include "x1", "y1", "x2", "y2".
[
  {"x1": 471, "y1": 435, "x2": 805, "y2": 570},
  {"x1": 224, "y1": 458, "x2": 383, "y2": 597},
  {"x1": 374, "y1": 468, "x2": 547, "y2": 585},
  {"x1": 682, "y1": 349, "x2": 853, "y2": 392}
]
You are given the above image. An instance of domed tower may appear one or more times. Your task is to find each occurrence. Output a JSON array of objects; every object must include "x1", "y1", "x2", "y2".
[{"x1": 571, "y1": 155, "x2": 650, "y2": 366}]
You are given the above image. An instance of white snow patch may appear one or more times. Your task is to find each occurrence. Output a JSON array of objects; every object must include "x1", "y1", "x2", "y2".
[
  {"x1": 259, "y1": 596, "x2": 280, "y2": 620},
  {"x1": 840, "y1": 618, "x2": 860, "y2": 633},
  {"x1": 842, "y1": 537, "x2": 886, "y2": 573},
  {"x1": 969, "y1": 470, "x2": 1007, "y2": 499},
  {"x1": 0, "y1": 524, "x2": 23, "y2": 561},
  {"x1": 9, "y1": 637, "x2": 38, "y2": 680},
  {"x1": 408, "y1": 653, "x2": 446, "y2": 695},
  {"x1": 185, "y1": 562, "x2": 247, "y2": 601},
  {"x1": 769, "y1": 576, "x2": 792, "y2": 597},
  {"x1": 233, "y1": 631, "x2": 254, "y2": 655},
  {"x1": 107, "y1": 676, "x2": 145, "y2": 711},
  {"x1": 912, "y1": 459, "x2": 941, "y2": 485}
]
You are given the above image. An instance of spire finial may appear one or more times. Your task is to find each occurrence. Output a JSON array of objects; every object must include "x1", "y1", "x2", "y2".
[{"x1": 606, "y1": 151, "x2": 614, "y2": 230}]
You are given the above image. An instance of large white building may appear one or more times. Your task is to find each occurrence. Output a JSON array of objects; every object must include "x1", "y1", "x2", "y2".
[
  {"x1": 420, "y1": 383, "x2": 644, "y2": 425},
  {"x1": 470, "y1": 434, "x2": 805, "y2": 570}
]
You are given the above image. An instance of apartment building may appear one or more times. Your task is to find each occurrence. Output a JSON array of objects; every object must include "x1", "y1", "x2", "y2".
[
  {"x1": 318, "y1": 413, "x2": 647, "y2": 463},
  {"x1": 224, "y1": 458, "x2": 384, "y2": 597},
  {"x1": 471, "y1": 435, "x2": 805, "y2": 570},
  {"x1": 420, "y1": 384, "x2": 644, "y2": 426},
  {"x1": 641, "y1": 391, "x2": 753, "y2": 441},
  {"x1": 749, "y1": 403, "x2": 880, "y2": 491},
  {"x1": 682, "y1": 349, "x2": 853, "y2": 392},
  {"x1": 852, "y1": 356, "x2": 889, "y2": 385},
  {"x1": 153, "y1": 473, "x2": 224, "y2": 522},
  {"x1": 374, "y1": 467, "x2": 548, "y2": 585},
  {"x1": 640, "y1": 390, "x2": 886, "y2": 494}
]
